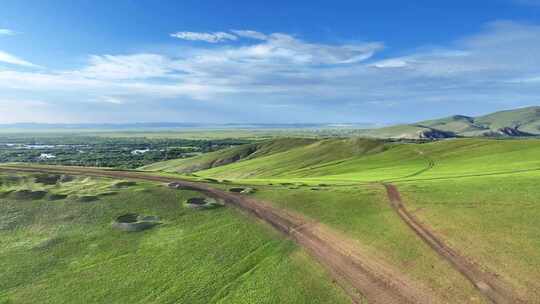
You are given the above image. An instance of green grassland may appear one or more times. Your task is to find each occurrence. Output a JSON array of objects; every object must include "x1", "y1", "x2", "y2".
[
  {"x1": 141, "y1": 138, "x2": 318, "y2": 173},
  {"x1": 143, "y1": 136, "x2": 540, "y2": 302},
  {"x1": 147, "y1": 137, "x2": 540, "y2": 183},
  {"x1": 397, "y1": 172, "x2": 540, "y2": 300},
  {"x1": 4, "y1": 132, "x2": 540, "y2": 302},
  {"x1": 250, "y1": 184, "x2": 484, "y2": 303},
  {"x1": 0, "y1": 173, "x2": 349, "y2": 304}
]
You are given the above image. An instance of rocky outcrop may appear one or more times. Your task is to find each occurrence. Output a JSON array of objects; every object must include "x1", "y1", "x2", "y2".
[
  {"x1": 495, "y1": 127, "x2": 533, "y2": 137},
  {"x1": 417, "y1": 129, "x2": 456, "y2": 139},
  {"x1": 481, "y1": 127, "x2": 534, "y2": 137}
]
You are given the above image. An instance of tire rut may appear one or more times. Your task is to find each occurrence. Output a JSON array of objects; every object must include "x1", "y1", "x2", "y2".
[{"x1": 383, "y1": 183, "x2": 524, "y2": 304}]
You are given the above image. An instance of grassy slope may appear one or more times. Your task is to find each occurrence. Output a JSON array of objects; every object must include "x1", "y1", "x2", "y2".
[
  {"x1": 397, "y1": 138, "x2": 540, "y2": 180},
  {"x1": 0, "y1": 173, "x2": 349, "y2": 304},
  {"x1": 158, "y1": 137, "x2": 540, "y2": 302},
  {"x1": 141, "y1": 138, "x2": 317, "y2": 173},
  {"x1": 195, "y1": 138, "x2": 386, "y2": 179},
  {"x1": 398, "y1": 172, "x2": 540, "y2": 300},
  {"x1": 252, "y1": 184, "x2": 484, "y2": 303},
  {"x1": 418, "y1": 115, "x2": 484, "y2": 134},
  {"x1": 475, "y1": 106, "x2": 540, "y2": 131},
  {"x1": 189, "y1": 138, "x2": 540, "y2": 183}
]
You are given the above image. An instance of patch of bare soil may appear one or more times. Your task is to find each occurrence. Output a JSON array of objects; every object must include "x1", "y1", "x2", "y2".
[
  {"x1": 383, "y1": 183, "x2": 524, "y2": 304},
  {"x1": 0, "y1": 165, "x2": 436, "y2": 304}
]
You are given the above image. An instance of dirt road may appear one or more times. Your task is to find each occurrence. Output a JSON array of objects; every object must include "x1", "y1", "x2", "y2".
[
  {"x1": 384, "y1": 183, "x2": 523, "y2": 304},
  {"x1": 1, "y1": 165, "x2": 437, "y2": 304}
]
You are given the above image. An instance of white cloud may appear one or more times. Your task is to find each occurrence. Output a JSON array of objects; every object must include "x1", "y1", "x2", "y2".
[
  {"x1": 231, "y1": 30, "x2": 268, "y2": 40},
  {"x1": 371, "y1": 58, "x2": 409, "y2": 68},
  {"x1": 100, "y1": 96, "x2": 125, "y2": 104},
  {"x1": 170, "y1": 31, "x2": 237, "y2": 43},
  {"x1": 178, "y1": 33, "x2": 382, "y2": 69},
  {"x1": 73, "y1": 54, "x2": 175, "y2": 80},
  {"x1": 0, "y1": 50, "x2": 37, "y2": 67},
  {"x1": 1, "y1": 22, "x2": 540, "y2": 123},
  {"x1": 0, "y1": 29, "x2": 16, "y2": 36}
]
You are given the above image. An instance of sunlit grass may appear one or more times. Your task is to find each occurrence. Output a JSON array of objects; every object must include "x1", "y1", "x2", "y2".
[{"x1": 0, "y1": 173, "x2": 349, "y2": 304}]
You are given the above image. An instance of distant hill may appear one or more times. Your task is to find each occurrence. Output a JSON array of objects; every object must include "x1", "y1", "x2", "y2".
[
  {"x1": 2, "y1": 106, "x2": 539, "y2": 139},
  {"x1": 0, "y1": 122, "x2": 376, "y2": 131},
  {"x1": 141, "y1": 137, "x2": 385, "y2": 175},
  {"x1": 141, "y1": 138, "x2": 319, "y2": 173},
  {"x1": 361, "y1": 106, "x2": 540, "y2": 139}
]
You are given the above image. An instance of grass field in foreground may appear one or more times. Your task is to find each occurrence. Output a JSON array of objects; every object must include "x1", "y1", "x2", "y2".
[
  {"x1": 0, "y1": 173, "x2": 349, "y2": 304},
  {"x1": 148, "y1": 137, "x2": 540, "y2": 302},
  {"x1": 398, "y1": 172, "x2": 540, "y2": 302},
  {"x1": 250, "y1": 184, "x2": 484, "y2": 303}
]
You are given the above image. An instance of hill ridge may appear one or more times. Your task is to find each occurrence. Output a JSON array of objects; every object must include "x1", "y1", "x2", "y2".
[{"x1": 363, "y1": 106, "x2": 540, "y2": 139}]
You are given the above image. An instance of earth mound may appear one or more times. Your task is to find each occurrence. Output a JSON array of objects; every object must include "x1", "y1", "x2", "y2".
[
  {"x1": 185, "y1": 197, "x2": 223, "y2": 209},
  {"x1": 112, "y1": 213, "x2": 161, "y2": 232},
  {"x1": 98, "y1": 191, "x2": 118, "y2": 197},
  {"x1": 77, "y1": 195, "x2": 99, "y2": 203},
  {"x1": 48, "y1": 193, "x2": 68, "y2": 201},
  {"x1": 113, "y1": 181, "x2": 137, "y2": 188},
  {"x1": 12, "y1": 190, "x2": 48, "y2": 200},
  {"x1": 229, "y1": 187, "x2": 256, "y2": 194},
  {"x1": 34, "y1": 174, "x2": 62, "y2": 185},
  {"x1": 2, "y1": 175, "x2": 22, "y2": 184},
  {"x1": 59, "y1": 175, "x2": 75, "y2": 183}
]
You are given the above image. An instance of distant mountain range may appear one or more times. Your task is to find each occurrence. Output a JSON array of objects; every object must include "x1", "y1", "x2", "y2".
[
  {"x1": 1, "y1": 106, "x2": 539, "y2": 139},
  {"x1": 0, "y1": 122, "x2": 376, "y2": 130},
  {"x1": 360, "y1": 106, "x2": 540, "y2": 139}
]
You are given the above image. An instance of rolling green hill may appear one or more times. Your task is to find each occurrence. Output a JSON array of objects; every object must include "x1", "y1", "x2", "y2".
[
  {"x1": 142, "y1": 137, "x2": 385, "y2": 175},
  {"x1": 141, "y1": 138, "x2": 317, "y2": 173},
  {"x1": 361, "y1": 106, "x2": 540, "y2": 139},
  {"x1": 145, "y1": 137, "x2": 540, "y2": 301},
  {"x1": 145, "y1": 137, "x2": 540, "y2": 183},
  {"x1": 7, "y1": 133, "x2": 540, "y2": 302}
]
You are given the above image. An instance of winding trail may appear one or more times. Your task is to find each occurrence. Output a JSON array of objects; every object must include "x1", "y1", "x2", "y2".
[
  {"x1": 384, "y1": 183, "x2": 524, "y2": 304},
  {"x1": 1, "y1": 165, "x2": 437, "y2": 304}
]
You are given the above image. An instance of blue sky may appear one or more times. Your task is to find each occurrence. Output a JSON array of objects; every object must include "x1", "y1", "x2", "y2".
[{"x1": 0, "y1": 0, "x2": 539, "y2": 123}]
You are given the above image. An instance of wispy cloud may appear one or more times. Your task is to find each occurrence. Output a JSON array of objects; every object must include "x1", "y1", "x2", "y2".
[
  {"x1": 73, "y1": 54, "x2": 175, "y2": 80},
  {"x1": 99, "y1": 96, "x2": 125, "y2": 104},
  {"x1": 0, "y1": 50, "x2": 38, "y2": 67},
  {"x1": 230, "y1": 30, "x2": 268, "y2": 40},
  {"x1": 1, "y1": 22, "x2": 540, "y2": 123},
  {"x1": 370, "y1": 58, "x2": 409, "y2": 68},
  {"x1": 170, "y1": 31, "x2": 237, "y2": 43},
  {"x1": 0, "y1": 29, "x2": 16, "y2": 36}
]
